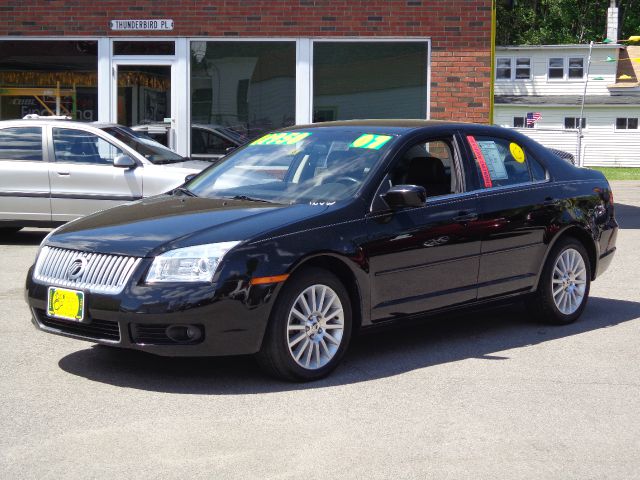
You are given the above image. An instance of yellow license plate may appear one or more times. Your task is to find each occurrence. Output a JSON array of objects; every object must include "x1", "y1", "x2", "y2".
[{"x1": 47, "y1": 287, "x2": 85, "y2": 322}]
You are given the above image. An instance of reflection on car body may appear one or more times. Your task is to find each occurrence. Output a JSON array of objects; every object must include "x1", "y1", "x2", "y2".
[{"x1": 25, "y1": 120, "x2": 618, "y2": 381}]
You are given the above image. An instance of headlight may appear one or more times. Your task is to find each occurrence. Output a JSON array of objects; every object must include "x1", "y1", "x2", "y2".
[{"x1": 145, "y1": 241, "x2": 240, "y2": 283}]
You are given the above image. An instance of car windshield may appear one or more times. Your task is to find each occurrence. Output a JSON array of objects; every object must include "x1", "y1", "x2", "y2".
[
  {"x1": 185, "y1": 128, "x2": 397, "y2": 204},
  {"x1": 100, "y1": 126, "x2": 186, "y2": 164}
]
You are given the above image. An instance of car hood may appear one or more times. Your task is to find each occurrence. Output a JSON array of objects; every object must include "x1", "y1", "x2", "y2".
[
  {"x1": 45, "y1": 195, "x2": 329, "y2": 257},
  {"x1": 160, "y1": 159, "x2": 211, "y2": 171}
]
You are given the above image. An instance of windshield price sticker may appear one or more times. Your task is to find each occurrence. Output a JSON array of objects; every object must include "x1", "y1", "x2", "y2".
[
  {"x1": 349, "y1": 134, "x2": 392, "y2": 150},
  {"x1": 251, "y1": 132, "x2": 312, "y2": 146}
]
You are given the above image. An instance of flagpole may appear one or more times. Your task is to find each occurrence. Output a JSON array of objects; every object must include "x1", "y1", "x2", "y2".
[{"x1": 577, "y1": 41, "x2": 593, "y2": 167}]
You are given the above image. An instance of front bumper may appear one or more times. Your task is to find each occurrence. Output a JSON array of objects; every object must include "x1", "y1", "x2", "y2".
[{"x1": 26, "y1": 265, "x2": 280, "y2": 357}]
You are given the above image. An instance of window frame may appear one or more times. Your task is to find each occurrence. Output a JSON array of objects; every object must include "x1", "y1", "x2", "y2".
[
  {"x1": 563, "y1": 117, "x2": 587, "y2": 130},
  {"x1": 547, "y1": 55, "x2": 586, "y2": 81},
  {"x1": 615, "y1": 117, "x2": 639, "y2": 131},
  {"x1": 496, "y1": 56, "x2": 531, "y2": 81}
]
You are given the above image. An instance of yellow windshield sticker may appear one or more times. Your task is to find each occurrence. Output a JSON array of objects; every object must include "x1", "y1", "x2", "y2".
[
  {"x1": 350, "y1": 134, "x2": 393, "y2": 150},
  {"x1": 509, "y1": 142, "x2": 525, "y2": 163},
  {"x1": 251, "y1": 132, "x2": 311, "y2": 146}
]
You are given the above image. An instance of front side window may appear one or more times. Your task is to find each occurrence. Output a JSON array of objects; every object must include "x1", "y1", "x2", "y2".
[
  {"x1": 548, "y1": 58, "x2": 564, "y2": 79},
  {"x1": 389, "y1": 138, "x2": 458, "y2": 197},
  {"x1": 313, "y1": 42, "x2": 428, "y2": 121},
  {"x1": 564, "y1": 117, "x2": 587, "y2": 129},
  {"x1": 616, "y1": 117, "x2": 639, "y2": 130},
  {"x1": 186, "y1": 128, "x2": 398, "y2": 204},
  {"x1": 52, "y1": 128, "x2": 124, "y2": 165},
  {"x1": 0, "y1": 127, "x2": 42, "y2": 161},
  {"x1": 467, "y1": 135, "x2": 545, "y2": 188}
]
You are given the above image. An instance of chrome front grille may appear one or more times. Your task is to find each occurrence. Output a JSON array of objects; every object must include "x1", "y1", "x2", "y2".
[{"x1": 34, "y1": 246, "x2": 142, "y2": 294}]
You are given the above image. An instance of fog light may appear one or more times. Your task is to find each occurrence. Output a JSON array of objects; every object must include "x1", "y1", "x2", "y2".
[{"x1": 165, "y1": 324, "x2": 203, "y2": 343}]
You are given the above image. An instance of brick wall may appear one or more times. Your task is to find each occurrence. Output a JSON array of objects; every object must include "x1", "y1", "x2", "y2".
[{"x1": 0, "y1": 0, "x2": 492, "y2": 122}]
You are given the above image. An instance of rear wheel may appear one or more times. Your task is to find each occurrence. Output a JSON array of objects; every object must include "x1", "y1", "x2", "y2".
[
  {"x1": 256, "y1": 268, "x2": 352, "y2": 382},
  {"x1": 529, "y1": 237, "x2": 591, "y2": 325}
]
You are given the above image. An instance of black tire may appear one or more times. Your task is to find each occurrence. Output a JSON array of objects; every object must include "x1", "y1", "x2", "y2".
[
  {"x1": 528, "y1": 237, "x2": 591, "y2": 325},
  {"x1": 256, "y1": 267, "x2": 353, "y2": 382}
]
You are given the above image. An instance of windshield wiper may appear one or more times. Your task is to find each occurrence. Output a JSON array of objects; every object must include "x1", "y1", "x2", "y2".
[
  {"x1": 229, "y1": 195, "x2": 273, "y2": 203},
  {"x1": 173, "y1": 186, "x2": 197, "y2": 197}
]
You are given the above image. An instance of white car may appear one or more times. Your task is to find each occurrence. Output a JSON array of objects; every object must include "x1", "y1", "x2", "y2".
[{"x1": 0, "y1": 119, "x2": 210, "y2": 233}]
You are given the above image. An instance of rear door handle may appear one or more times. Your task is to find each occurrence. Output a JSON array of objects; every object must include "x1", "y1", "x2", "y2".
[
  {"x1": 56, "y1": 170, "x2": 70, "y2": 176},
  {"x1": 453, "y1": 211, "x2": 478, "y2": 222}
]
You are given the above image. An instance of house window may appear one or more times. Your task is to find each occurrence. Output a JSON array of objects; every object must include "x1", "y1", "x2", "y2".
[
  {"x1": 564, "y1": 117, "x2": 587, "y2": 129},
  {"x1": 496, "y1": 57, "x2": 512, "y2": 80},
  {"x1": 616, "y1": 118, "x2": 639, "y2": 130},
  {"x1": 568, "y1": 57, "x2": 584, "y2": 79},
  {"x1": 513, "y1": 117, "x2": 525, "y2": 128},
  {"x1": 548, "y1": 58, "x2": 564, "y2": 79},
  {"x1": 515, "y1": 58, "x2": 531, "y2": 79},
  {"x1": 496, "y1": 57, "x2": 530, "y2": 80}
]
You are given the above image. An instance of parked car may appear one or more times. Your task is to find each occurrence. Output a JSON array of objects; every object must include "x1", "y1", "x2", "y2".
[
  {"x1": 0, "y1": 119, "x2": 211, "y2": 233},
  {"x1": 132, "y1": 123, "x2": 247, "y2": 162},
  {"x1": 26, "y1": 120, "x2": 617, "y2": 381}
]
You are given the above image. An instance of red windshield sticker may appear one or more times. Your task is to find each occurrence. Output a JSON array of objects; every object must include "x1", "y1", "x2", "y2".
[{"x1": 467, "y1": 135, "x2": 492, "y2": 188}]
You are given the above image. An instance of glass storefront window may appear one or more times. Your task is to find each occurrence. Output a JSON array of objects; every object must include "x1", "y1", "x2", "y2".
[
  {"x1": 190, "y1": 41, "x2": 296, "y2": 143},
  {"x1": 313, "y1": 42, "x2": 428, "y2": 122},
  {"x1": 0, "y1": 41, "x2": 98, "y2": 121}
]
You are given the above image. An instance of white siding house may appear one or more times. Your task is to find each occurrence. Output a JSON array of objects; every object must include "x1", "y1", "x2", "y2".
[{"x1": 494, "y1": 44, "x2": 640, "y2": 167}]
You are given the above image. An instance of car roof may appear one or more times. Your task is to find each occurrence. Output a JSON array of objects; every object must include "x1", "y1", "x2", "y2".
[{"x1": 0, "y1": 118, "x2": 120, "y2": 129}]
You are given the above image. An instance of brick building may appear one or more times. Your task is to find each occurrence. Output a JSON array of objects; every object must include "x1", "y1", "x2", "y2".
[{"x1": 0, "y1": 0, "x2": 492, "y2": 157}]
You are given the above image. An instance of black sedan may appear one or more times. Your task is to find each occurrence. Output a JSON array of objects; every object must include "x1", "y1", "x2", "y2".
[{"x1": 25, "y1": 120, "x2": 618, "y2": 381}]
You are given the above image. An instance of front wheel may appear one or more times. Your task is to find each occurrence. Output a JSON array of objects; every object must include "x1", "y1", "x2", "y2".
[
  {"x1": 529, "y1": 237, "x2": 591, "y2": 325},
  {"x1": 256, "y1": 268, "x2": 352, "y2": 382}
]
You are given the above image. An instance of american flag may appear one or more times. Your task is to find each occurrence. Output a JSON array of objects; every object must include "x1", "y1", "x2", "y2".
[{"x1": 526, "y1": 112, "x2": 542, "y2": 126}]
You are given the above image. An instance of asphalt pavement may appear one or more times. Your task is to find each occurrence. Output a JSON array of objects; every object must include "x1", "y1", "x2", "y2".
[{"x1": 1, "y1": 181, "x2": 639, "y2": 479}]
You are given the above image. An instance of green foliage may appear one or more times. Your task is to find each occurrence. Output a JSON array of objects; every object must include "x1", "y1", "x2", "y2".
[{"x1": 497, "y1": 0, "x2": 640, "y2": 45}]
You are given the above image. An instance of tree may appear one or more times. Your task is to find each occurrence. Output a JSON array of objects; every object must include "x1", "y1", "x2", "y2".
[{"x1": 497, "y1": 0, "x2": 640, "y2": 45}]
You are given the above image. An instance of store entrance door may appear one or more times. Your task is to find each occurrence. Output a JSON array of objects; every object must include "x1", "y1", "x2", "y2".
[{"x1": 112, "y1": 62, "x2": 175, "y2": 149}]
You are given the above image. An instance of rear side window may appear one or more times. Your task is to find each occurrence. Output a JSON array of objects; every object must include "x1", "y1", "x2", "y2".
[
  {"x1": 0, "y1": 127, "x2": 42, "y2": 161},
  {"x1": 466, "y1": 135, "x2": 546, "y2": 188}
]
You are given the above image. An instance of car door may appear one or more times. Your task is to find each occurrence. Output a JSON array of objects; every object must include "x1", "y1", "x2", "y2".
[
  {"x1": 364, "y1": 133, "x2": 482, "y2": 322},
  {"x1": 463, "y1": 133, "x2": 554, "y2": 299},
  {"x1": 0, "y1": 125, "x2": 51, "y2": 223},
  {"x1": 48, "y1": 126, "x2": 143, "y2": 223}
]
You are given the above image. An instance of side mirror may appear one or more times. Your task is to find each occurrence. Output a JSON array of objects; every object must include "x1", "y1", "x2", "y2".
[
  {"x1": 184, "y1": 173, "x2": 197, "y2": 183},
  {"x1": 381, "y1": 184, "x2": 427, "y2": 209},
  {"x1": 113, "y1": 155, "x2": 137, "y2": 169}
]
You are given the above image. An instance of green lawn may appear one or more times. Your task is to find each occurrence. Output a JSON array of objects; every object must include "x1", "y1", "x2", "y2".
[{"x1": 589, "y1": 167, "x2": 640, "y2": 181}]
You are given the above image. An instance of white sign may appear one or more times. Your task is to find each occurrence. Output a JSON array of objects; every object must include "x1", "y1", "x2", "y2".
[{"x1": 110, "y1": 19, "x2": 174, "y2": 31}]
